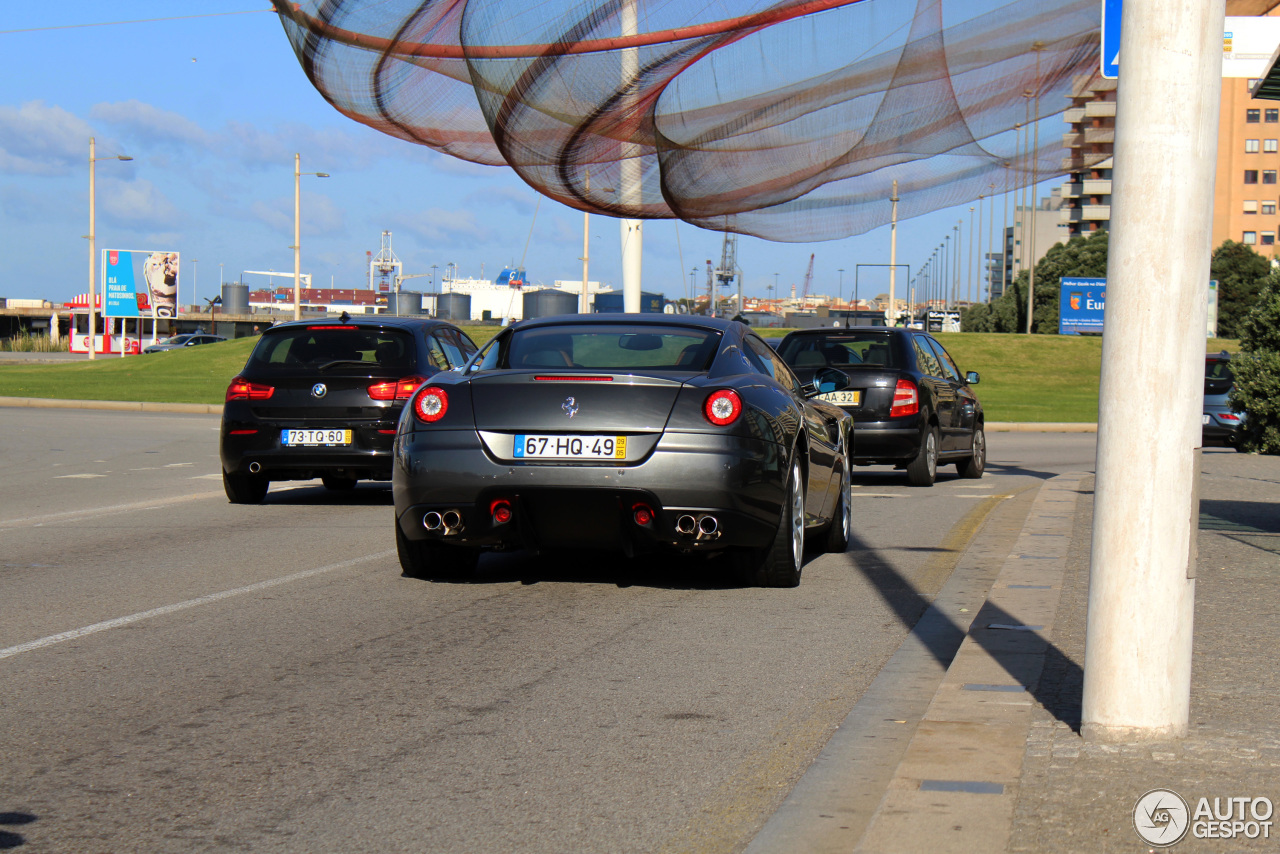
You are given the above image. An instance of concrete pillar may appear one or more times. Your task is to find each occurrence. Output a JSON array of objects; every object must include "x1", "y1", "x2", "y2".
[
  {"x1": 1081, "y1": 0, "x2": 1224, "y2": 742},
  {"x1": 619, "y1": 0, "x2": 643, "y2": 313}
]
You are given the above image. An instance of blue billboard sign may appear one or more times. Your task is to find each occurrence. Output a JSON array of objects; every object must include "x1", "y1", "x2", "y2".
[
  {"x1": 1059, "y1": 277, "x2": 1106, "y2": 334},
  {"x1": 1101, "y1": 0, "x2": 1121, "y2": 79},
  {"x1": 102, "y1": 249, "x2": 179, "y2": 318}
]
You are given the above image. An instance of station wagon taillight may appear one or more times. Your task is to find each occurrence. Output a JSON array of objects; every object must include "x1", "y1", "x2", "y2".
[
  {"x1": 890, "y1": 378, "x2": 919, "y2": 417},
  {"x1": 225, "y1": 376, "x2": 274, "y2": 401},
  {"x1": 703, "y1": 389, "x2": 742, "y2": 426},
  {"x1": 368, "y1": 376, "x2": 427, "y2": 401},
  {"x1": 414, "y1": 387, "x2": 449, "y2": 423}
]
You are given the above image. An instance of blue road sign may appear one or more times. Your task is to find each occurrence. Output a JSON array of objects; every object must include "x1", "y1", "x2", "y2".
[{"x1": 1102, "y1": 0, "x2": 1120, "y2": 79}]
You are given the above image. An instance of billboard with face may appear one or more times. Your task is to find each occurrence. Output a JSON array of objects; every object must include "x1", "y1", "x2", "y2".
[{"x1": 103, "y1": 249, "x2": 179, "y2": 318}]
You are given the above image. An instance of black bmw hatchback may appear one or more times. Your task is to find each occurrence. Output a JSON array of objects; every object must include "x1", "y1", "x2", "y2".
[
  {"x1": 219, "y1": 315, "x2": 478, "y2": 503},
  {"x1": 776, "y1": 327, "x2": 985, "y2": 486}
]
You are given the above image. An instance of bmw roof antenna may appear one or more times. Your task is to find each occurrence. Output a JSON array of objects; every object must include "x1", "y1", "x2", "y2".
[{"x1": 340, "y1": 311, "x2": 351, "y2": 323}]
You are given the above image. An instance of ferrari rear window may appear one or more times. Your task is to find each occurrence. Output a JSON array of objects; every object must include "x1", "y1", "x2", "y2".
[
  {"x1": 778, "y1": 333, "x2": 899, "y2": 369},
  {"x1": 504, "y1": 325, "x2": 720, "y2": 371},
  {"x1": 248, "y1": 327, "x2": 413, "y2": 373}
]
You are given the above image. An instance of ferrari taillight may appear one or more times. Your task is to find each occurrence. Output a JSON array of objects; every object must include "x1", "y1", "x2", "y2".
[
  {"x1": 414, "y1": 386, "x2": 449, "y2": 423},
  {"x1": 703, "y1": 389, "x2": 742, "y2": 426}
]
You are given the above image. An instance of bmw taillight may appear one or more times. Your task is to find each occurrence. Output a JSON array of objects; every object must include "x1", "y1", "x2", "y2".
[
  {"x1": 890, "y1": 378, "x2": 919, "y2": 418},
  {"x1": 225, "y1": 376, "x2": 274, "y2": 401},
  {"x1": 414, "y1": 386, "x2": 449, "y2": 423},
  {"x1": 369, "y1": 376, "x2": 427, "y2": 401},
  {"x1": 703, "y1": 389, "x2": 742, "y2": 426}
]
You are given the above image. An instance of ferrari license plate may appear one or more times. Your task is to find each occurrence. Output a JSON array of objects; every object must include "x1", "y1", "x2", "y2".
[
  {"x1": 818, "y1": 389, "x2": 862, "y2": 406},
  {"x1": 282, "y1": 428, "x2": 353, "y2": 446},
  {"x1": 514, "y1": 434, "x2": 627, "y2": 459}
]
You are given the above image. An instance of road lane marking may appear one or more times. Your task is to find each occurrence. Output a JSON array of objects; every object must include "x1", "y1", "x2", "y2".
[
  {"x1": 0, "y1": 550, "x2": 394, "y2": 661},
  {"x1": 0, "y1": 491, "x2": 225, "y2": 528},
  {"x1": 53, "y1": 474, "x2": 107, "y2": 479}
]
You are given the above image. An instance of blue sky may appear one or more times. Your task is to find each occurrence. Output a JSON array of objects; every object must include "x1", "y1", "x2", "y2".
[{"x1": 0, "y1": 2, "x2": 1051, "y2": 307}]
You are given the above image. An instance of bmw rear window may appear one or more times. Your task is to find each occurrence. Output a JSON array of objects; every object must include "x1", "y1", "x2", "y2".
[
  {"x1": 778, "y1": 333, "x2": 899, "y2": 369},
  {"x1": 501, "y1": 325, "x2": 721, "y2": 371},
  {"x1": 247, "y1": 326, "x2": 413, "y2": 373}
]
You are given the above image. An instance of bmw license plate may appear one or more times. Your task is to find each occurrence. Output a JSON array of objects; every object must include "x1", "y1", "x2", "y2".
[
  {"x1": 818, "y1": 390, "x2": 862, "y2": 406},
  {"x1": 514, "y1": 435, "x2": 627, "y2": 459},
  {"x1": 282, "y1": 428, "x2": 353, "y2": 446}
]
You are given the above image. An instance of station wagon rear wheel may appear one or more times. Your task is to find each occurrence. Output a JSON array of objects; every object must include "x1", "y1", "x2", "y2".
[{"x1": 906, "y1": 425, "x2": 939, "y2": 487}]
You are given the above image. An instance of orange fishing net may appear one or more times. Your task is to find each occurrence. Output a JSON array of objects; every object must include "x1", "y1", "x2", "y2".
[{"x1": 274, "y1": 0, "x2": 1102, "y2": 241}]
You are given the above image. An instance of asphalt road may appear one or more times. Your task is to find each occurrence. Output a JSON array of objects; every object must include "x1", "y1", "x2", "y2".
[{"x1": 0, "y1": 407, "x2": 1096, "y2": 853}]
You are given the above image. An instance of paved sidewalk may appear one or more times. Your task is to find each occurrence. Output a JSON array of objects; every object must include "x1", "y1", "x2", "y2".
[{"x1": 750, "y1": 449, "x2": 1280, "y2": 853}]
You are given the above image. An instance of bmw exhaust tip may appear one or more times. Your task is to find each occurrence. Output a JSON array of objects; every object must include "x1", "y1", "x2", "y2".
[
  {"x1": 675, "y1": 515, "x2": 697, "y2": 536},
  {"x1": 697, "y1": 515, "x2": 719, "y2": 536},
  {"x1": 423, "y1": 511, "x2": 443, "y2": 531},
  {"x1": 248, "y1": 462, "x2": 261, "y2": 474},
  {"x1": 442, "y1": 510, "x2": 463, "y2": 532}
]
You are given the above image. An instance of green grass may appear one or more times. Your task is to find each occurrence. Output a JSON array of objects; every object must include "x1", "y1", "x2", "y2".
[{"x1": 0, "y1": 327, "x2": 1239, "y2": 422}]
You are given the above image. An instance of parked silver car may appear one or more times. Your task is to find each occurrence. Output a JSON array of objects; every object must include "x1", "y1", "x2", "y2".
[{"x1": 143, "y1": 333, "x2": 227, "y2": 354}]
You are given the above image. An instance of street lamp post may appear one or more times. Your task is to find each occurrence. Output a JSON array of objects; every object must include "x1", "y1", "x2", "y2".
[
  {"x1": 87, "y1": 137, "x2": 132, "y2": 360},
  {"x1": 293, "y1": 153, "x2": 330, "y2": 321}
]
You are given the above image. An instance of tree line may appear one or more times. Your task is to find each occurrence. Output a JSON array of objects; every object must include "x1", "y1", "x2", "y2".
[{"x1": 961, "y1": 230, "x2": 1273, "y2": 340}]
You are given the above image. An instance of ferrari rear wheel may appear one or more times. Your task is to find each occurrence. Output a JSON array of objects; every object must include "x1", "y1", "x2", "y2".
[
  {"x1": 396, "y1": 522, "x2": 479, "y2": 580},
  {"x1": 741, "y1": 457, "x2": 805, "y2": 588}
]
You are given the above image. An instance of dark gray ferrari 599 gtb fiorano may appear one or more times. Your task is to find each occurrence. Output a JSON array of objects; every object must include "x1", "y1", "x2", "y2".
[{"x1": 392, "y1": 315, "x2": 855, "y2": 587}]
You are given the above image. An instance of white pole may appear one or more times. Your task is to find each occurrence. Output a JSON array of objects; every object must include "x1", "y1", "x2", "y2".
[
  {"x1": 888, "y1": 180, "x2": 898, "y2": 325},
  {"x1": 293, "y1": 153, "x2": 302, "y2": 321},
  {"x1": 88, "y1": 138, "x2": 97, "y2": 360},
  {"x1": 582, "y1": 171, "x2": 591, "y2": 314},
  {"x1": 620, "y1": 0, "x2": 643, "y2": 312},
  {"x1": 1082, "y1": 0, "x2": 1224, "y2": 742}
]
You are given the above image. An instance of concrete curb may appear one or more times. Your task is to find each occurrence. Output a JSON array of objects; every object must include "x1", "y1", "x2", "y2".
[
  {"x1": 0, "y1": 396, "x2": 221, "y2": 415},
  {"x1": 986, "y1": 422, "x2": 1096, "y2": 433},
  {"x1": 0, "y1": 396, "x2": 1095, "y2": 431},
  {"x1": 853, "y1": 472, "x2": 1088, "y2": 853}
]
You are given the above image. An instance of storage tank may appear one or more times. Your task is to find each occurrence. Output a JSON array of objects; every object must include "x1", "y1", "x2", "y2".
[
  {"x1": 387, "y1": 290, "x2": 423, "y2": 316},
  {"x1": 435, "y1": 293, "x2": 472, "y2": 321},
  {"x1": 221, "y1": 283, "x2": 249, "y2": 315},
  {"x1": 523, "y1": 289, "x2": 579, "y2": 319}
]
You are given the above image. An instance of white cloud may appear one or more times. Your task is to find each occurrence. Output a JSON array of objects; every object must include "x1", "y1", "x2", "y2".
[
  {"x1": 250, "y1": 192, "x2": 344, "y2": 236},
  {"x1": 98, "y1": 177, "x2": 182, "y2": 228},
  {"x1": 90, "y1": 100, "x2": 213, "y2": 148},
  {"x1": 464, "y1": 184, "x2": 539, "y2": 215},
  {"x1": 0, "y1": 101, "x2": 99, "y2": 176},
  {"x1": 389, "y1": 207, "x2": 492, "y2": 243}
]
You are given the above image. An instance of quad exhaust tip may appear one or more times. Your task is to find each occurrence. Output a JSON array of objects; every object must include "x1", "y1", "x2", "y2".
[
  {"x1": 675, "y1": 515, "x2": 697, "y2": 535},
  {"x1": 423, "y1": 511, "x2": 443, "y2": 531},
  {"x1": 248, "y1": 462, "x2": 261, "y2": 474}
]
